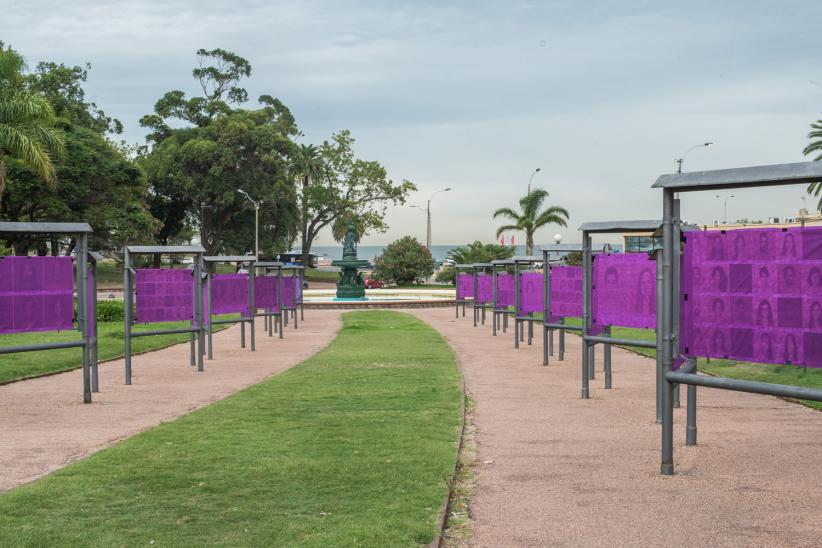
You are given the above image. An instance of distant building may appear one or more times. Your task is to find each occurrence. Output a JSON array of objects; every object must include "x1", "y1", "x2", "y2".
[{"x1": 702, "y1": 208, "x2": 822, "y2": 231}]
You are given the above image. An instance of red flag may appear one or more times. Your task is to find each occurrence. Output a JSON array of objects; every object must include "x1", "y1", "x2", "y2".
[
  {"x1": 499, "y1": 235, "x2": 504, "y2": 245},
  {"x1": 511, "y1": 234, "x2": 516, "y2": 247}
]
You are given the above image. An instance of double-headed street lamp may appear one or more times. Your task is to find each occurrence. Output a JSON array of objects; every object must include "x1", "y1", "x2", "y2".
[
  {"x1": 676, "y1": 142, "x2": 713, "y2": 174},
  {"x1": 715, "y1": 194, "x2": 735, "y2": 224},
  {"x1": 411, "y1": 187, "x2": 452, "y2": 250},
  {"x1": 237, "y1": 189, "x2": 262, "y2": 259},
  {"x1": 527, "y1": 168, "x2": 541, "y2": 194}
]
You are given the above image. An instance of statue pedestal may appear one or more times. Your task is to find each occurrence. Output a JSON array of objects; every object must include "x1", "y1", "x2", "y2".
[{"x1": 332, "y1": 259, "x2": 370, "y2": 299}]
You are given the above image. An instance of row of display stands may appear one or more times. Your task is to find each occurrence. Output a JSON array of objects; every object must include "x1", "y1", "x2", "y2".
[
  {"x1": 454, "y1": 159, "x2": 822, "y2": 475},
  {"x1": 0, "y1": 231, "x2": 305, "y2": 404}
]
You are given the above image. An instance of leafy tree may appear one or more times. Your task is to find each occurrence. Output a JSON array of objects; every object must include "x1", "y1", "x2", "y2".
[
  {"x1": 373, "y1": 236, "x2": 435, "y2": 285},
  {"x1": 288, "y1": 143, "x2": 325, "y2": 250},
  {"x1": 435, "y1": 240, "x2": 515, "y2": 283},
  {"x1": 564, "y1": 251, "x2": 582, "y2": 266},
  {"x1": 1, "y1": 51, "x2": 156, "y2": 255},
  {"x1": 139, "y1": 49, "x2": 299, "y2": 257},
  {"x1": 803, "y1": 119, "x2": 822, "y2": 211},
  {"x1": 493, "y1": 188, "x2": 569, "y2": 255},
  {"x1": 0, "y1": 43, "x2": 64, "y2": 208},
  {"x1": 296, "y1": 130, "x2": 415, "y2": 266}
]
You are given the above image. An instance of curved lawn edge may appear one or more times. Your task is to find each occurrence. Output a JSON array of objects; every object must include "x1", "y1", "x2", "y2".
[{"x1": 0, "y1": 311, "x2": 463, "y2": 546}]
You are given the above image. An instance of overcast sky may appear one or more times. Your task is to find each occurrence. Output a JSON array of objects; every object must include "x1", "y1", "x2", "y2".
[{"x1": 5, "y1": 0, "x2": 822, "y2": 246}]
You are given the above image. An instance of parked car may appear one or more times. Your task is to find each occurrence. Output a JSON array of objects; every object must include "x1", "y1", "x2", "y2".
[{"x1": 364, "y1": 277, "x2": 384, "y2": 289}]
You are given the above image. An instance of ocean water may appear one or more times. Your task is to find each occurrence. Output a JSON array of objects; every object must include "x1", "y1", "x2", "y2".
[{"x1": 309, "y1": 244, "x2": 531, "y2": 263}]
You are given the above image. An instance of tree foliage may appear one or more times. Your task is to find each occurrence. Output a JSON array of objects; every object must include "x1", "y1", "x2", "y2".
[
  {"x1": 493, "y1": 188, "x2": 569, "y2": 255},
  {"x1": 0, "y1": 43, "x2": 64, "y2": 208},
  {"x1": 373, "y1": 236, "x2": 435, "y2": 285},
  {"x1": 296, "y1": 130, "x2": 415, "y2": 264},
  {"x1": 436, "y1": 240, "x2": 516, "y2": 283},
  {"x1": 803, "y1": 119, "x2": 822, "y2": 211}
]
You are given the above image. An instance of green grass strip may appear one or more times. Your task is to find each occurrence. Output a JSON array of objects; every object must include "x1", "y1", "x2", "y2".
[
  {"x1": 0, "y1": 311, "x2": 463, "y2": 546},
  {"x1": 0, "y1": 318, "x2": 234, "y2": 384}
]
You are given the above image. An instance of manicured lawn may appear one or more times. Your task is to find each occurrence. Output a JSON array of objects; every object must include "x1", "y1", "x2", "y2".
[
  {"x1": 0, "y1": 311, "x2": 463, "y2": 546},
  {"x1": 562, "y1": 317, "x2": 822, "y2": 411},
  {"x1": 305, "y1": 267, "x2": 340, "y2": 282},
  {"x1": 0, "y1": 318, "x2": 233, "y2": 384}
]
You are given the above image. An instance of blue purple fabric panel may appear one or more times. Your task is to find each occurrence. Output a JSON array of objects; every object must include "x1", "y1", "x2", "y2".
[
  {"x1": 549, "y1": 265, "x2": 582, "y2": 321},
  {"x1": 210, "y1": 274, "x2": 249, "y2": 316},
  {"x1": 254, "y1": 275, "x2": 279, "y2": 311},
  {"x1": 519, "y1": 272, "x2": 544, "y2": 314},
  {"x1": 476, "y1": 274, "x2": 493, "y2": 304},
  {"x1": 681, "y1": 227, "x2": 822, "y2": 367},
  {"x1": 592, "y1": 253, "x2": 656, "y2": 330},
  {"x1": 135, "y1": 269, "x2": 194, "y2": 323},
  {"x1": 496, "y1": 273, "x2": 515, "y2": 307},
  {"x1": 0, "y1": 256, "x2": 75, "y2": 334},
  {"x1": 457, "y1": 273, "x2": 473, "y2": 300}
]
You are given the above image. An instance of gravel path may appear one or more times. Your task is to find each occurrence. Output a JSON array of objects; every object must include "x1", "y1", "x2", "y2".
[
  {"x1": 411, "y1": 308, "x2": 822, "y2": 547},
  {"x1": 0, "y1": 310, "x2": 343, "y2": 493}
]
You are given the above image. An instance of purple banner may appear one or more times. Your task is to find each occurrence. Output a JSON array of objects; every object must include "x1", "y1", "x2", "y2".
[
  {"x1": 281, "y1": 276, "x2": 296, "y2": 308},
  {"x1": 681, "y1": 227, "x2": 822, "y2": 367},
  {"x1": 254, "y1": 275, "x2": 279, "y2": 311},
  {"x1": 135, "y1": 269, "x2": 194, "y2": 323},
  {"x1": 0, "y1": 256, "x2": 75, "y2": 334},
  {"x1": 549, "y1": 265, "x2": 582, "y2": 320},
  {"x1": 496, "y1": 273, "x2": 514, "y2": 308},
  {"x1": 476, "y1": 274, "x2": 493, "y2": 304},
  {"x1": 519, "y1": 272, "x2": 543, "y2": 314},
  {"x1": 210, "y1": 274, "x2": 249, "y2": 316},
  {"x1": 457, "y1": 273, "x2": 473, "y2": 300},
  {"x1": 592, "y1": 253, "x2": 656, "y2": 330}
]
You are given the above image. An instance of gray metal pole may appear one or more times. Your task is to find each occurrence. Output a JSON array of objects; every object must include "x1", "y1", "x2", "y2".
[
  {"x1": 473, "y1": 267, "x2": 478, "y2": 327},
  {"x1": 604, "y1": 326, "x2": 612, "y2": 389},
  {"x1": 492, "y1": 265, "x2": 498, "y2": 336},
  {"x1": 581, "y1": 231, "x2": 591, "y2": 399},
  {"x1": 672, "y1": 198, "x2": 683, "y2": 409},
  {"x1": 299, "y1": 269, "x2": 305, "y2": 321},
  {"x1": 249, "y1": 265, "x2": 256, "y2": 351},
  {"x1": 543, "y1": 251, "x2": 550, "y2": 365},
  {"x1": 79, "y1": 233, "x2": 91, "y2": 404},
  {"x1": 686, "y1": 369, "x2": 698, "y2": 446},
  {"x1": 277, "y1": 266, "x2": 284, "y2": 339},
  {"x1": 655, "y1": 249, "x2": 663, "y2": 424},
  {"x1": 661, "y1": 188, "x2": 675, "y2": 475},
  {"x1": 589, "y1": 342, "x2": 595, "y2": 380},
  {"x1": 559, "y1": 318, "x2": 565, "y2": 361},
  {"x1": 207, "y1": 268, "x2": 213, "y2": 360},
  {"x1": 124, "y1": 248, "x2": 133, "y2": 385},
  {"x1": 195, "y1": 254, "x2": 204, "y2": 372},
  {"x1": 90, "y1": 256, "x2": 99, "y2": 393},
  {"x1": 293, "y1": 272, "x2": 299, "y2": 329}
]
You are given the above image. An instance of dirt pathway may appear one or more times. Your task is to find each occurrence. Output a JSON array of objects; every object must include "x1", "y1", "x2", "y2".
[
  {"x1": 0, "y1": 310, "x2": 343, "y2": 492},
  {"x1": 411, "y1": 308, "x2": 822, "y2": 547}
]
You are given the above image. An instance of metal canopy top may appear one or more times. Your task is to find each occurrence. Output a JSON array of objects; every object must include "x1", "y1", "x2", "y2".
[
  {"x1": 281, "y1": 265, "x2": 304, "y2": 271},
  {"x1": 652, "y1": 160, "x2": 822, "y2": 192},
  {"x1": 0, "y1": 221, "x2": 92, "y2": 234},
  {"x1": 578, "y1": 219, "x2": 661, "y2": 233},
  {"x1": 454, "y1": 263, "x2": 474, "y2": 268},
  {"x1": 473, "y1": 262, "x2": 494, "y2": 268},
  {"x1": 126, "y1": 245, "x2": 205, "y2": 254},
  {"x1": 651, "y1": 222, "x2": 701, "y2": 238},
  {"x1": 541, "y1": 243, "x2": 583, "y2": 252},
  {"x1": 512, "y1": 255, "x2": 542, "y2": 262},
  {"x1": 255, "y1": 261, "x2": 284, "y2": 268},
  {"x1": 490, "y1": 259, "x2": 514, "y2": 265},
  {"x1": 203, "y1": 255, "x2": 255, "y2": 263}
]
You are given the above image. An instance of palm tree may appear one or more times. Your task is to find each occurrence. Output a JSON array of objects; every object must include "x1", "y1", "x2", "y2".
[
  {"x1": 803, "y1": 120, "x2": 822, "y2": 211},
  {"x1": 493, "y1": 189, "x2": 569, "y2": 255},
  {"x1": 287, "y1": 143, "x2": 326, "y2": 265},
  {"x1": 0, "y1": 45, "x2": 64, "y2": 208}
]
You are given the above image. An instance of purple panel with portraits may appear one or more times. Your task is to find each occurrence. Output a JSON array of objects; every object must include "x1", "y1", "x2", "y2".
[
  {"x1": 519, "y1": 272, "x2": 544, "y2": 314},
  {"x1": 549, "y1": 265, "x2": 582, "y2": 321},
  {"x1": 476, "y1": 274, "x2": 493, "y2": 304},
  {"x1": 680, "y1": 226, "x2": 822, "y2": 368},
  {"x1": 254, "y1": 275, "x2": 279, "y2": 311},
  {"x1": 135, "y1": 269, "x2": 194, "y2": 323},
  {"x1": 497, "y1": 273, "x2": 515, "y2": 308},
  {"x1": 457, "y1": 273, "x2": 473, "y2": 300},
  {"x1": 0, "y1": 256, "x2": 75, "y2": 334},
  {"x1": 280, "y1": 276, "x2": 296, "y2": 308},
  {"x1": 591, "y1": 253, "x2": 656, "y2": 330},
  {"x1": 210, "y1": 274, "x2": 249, "y2": 316}
]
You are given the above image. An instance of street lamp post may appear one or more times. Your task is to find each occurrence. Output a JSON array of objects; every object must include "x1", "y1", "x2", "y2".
[
  {"x1": 676, "y1": 142, "x2": 713, "y2": 174},
  {"x1": 528, "y1": 168, "x2": 541, "y2": 195},
  {"x1": 237, "y1": 189, "x2": 262, "y2": 259},
  {"x1": 412, "y1": 188, "x2": 451, "y2": 250},
  {"x1": 715, "y1": 194, "x2": 735, "y2": 224}
]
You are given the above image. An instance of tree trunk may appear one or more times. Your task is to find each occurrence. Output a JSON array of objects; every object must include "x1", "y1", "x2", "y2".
[{"x1": 526, "y1": 233, "x2": 534, "y2": 256}]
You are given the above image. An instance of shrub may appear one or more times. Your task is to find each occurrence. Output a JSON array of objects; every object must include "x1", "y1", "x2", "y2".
[
  {"x1": 373, "y1": 236, "x2": 435, "y2": 285},
  {"x1": 96, "y1": 300, "x2": 125, "y2": 322}
]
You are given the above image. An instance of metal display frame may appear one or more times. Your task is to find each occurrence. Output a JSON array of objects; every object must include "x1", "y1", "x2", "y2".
[
  {"x1": 512, "y1": 255, "x2": 542, "y2": 348},
  {"x1": 578, "y1": 221, "x2": 662, "y2": 402},
  {"x1": 653, "y1": 160, "x2": 822, "y2": 475},
  {"x1": 0, "y1": 222, "x2": 97, "y2": 403},
  {"x1": 123, "y1": 245, "x2": 206, "y2": 385},
  {"x1": 540, "y1": 246, "x2": 583, "y2": 365},
  {"x1": 490, "y1": 259, "x2": 513, "y2": 336},
  {"x1": 280, "y1": 264, "x2": 303, "y2": 329},
  {"x1": 454, "y1": 263, "x2": 473, "y2": 318},
  {"x1": 202, "y1": 255, "x2": 256, "y2": 359},
  {"x1": 472, "y1": 263, "x2": 494, "y2": 327},
  {"x1": 253, "y1": 261, "x2": 284, "y2": 339}
]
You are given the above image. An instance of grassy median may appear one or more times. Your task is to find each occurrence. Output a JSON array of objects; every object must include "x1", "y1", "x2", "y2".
[{"x1": 0, "y1": 311, "x2": 463, "y2": 546}]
